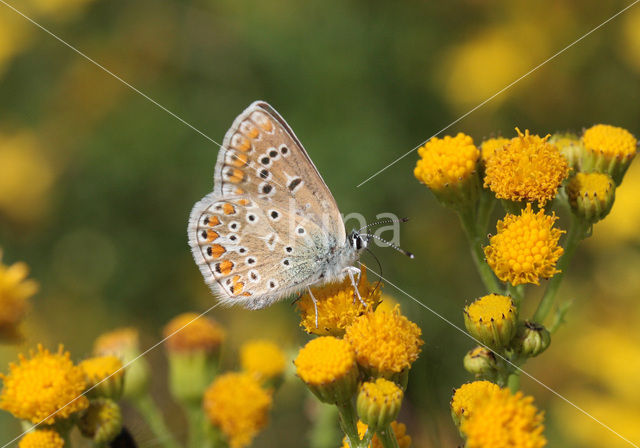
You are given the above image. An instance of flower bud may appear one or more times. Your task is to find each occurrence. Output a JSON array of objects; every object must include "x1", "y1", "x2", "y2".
[
  {"x1": 581, "y1": 124, "x2": 637, "y2": 185},
  {"x1": 463, "y1": 346, "x2": 497, "y2": 379},
  {"x1": 512, "y1": 321, "x2": 551, "y2": 358},
  {"x1": 566, "y1": 172, "x2": 615, "y2": 224},
  {"x1": 294, "y1": 337, "x2": 359, "y2": 405},
  {"x1": 356, "y1": 378, "x2": 403, "y2": 431},
  {"x1": 77, "y1": 398, "x2": 123, "y2": 445},
  {"x1": 550, "y1": 132, "x2": 584, "y2": 171},
  {"x1": 463, "y1": 294, "x2": 517, "y2": 349},
  {"x1": 80, "y1": 356, "x2": 125, "y2": 400}
]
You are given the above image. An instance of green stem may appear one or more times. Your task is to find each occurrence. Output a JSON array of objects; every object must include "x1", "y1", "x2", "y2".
[
  {"x1": 458, "y1": 210, "x2": 502, "y2": 294},
  {"x1": 506, "y1": 284, "x2": 525, "y2": 306},
  {"x1": 336, "y1": 401, "x2": 362, "y2": 448},
  {"x1": 376, "y1": 425, "x2": 400, "y2": 448},
  {"x1": 186, "y1": 403, "x2": 209, "y2": 448},
  {"x1": 133, "y1": 395, "x2": 181, "y2": 448},
  {"x1": 507, "y1": 371, "x2": 520, "y2": 393},
  {"x1": 532, "y1": 216, "x2": 588, "y2": 324},
  {"x1": 310, "y1": 404, "x2": 340, "y2": 448},
  {"x1": 476, "y1": 189, "x2": 497, "y2": 236}
]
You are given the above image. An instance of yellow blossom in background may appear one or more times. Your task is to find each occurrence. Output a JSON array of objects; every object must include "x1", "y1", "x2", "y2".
[
  {"x1": 294, "y1": 336, "x2": 358, "y2": 404},
  {"x1": 0, "y1": 250, "x2": 38, "y2": 341},
  {"x1": 484, "y1": 204, "x2": 564, "y2": 286},
  {"x1": 484, "y1": 129, "x2": 569, "y2": 206},
  {"x1": 25, "y1": 0, "x2": 97, "y2": 20},
  {"x1": 0, "y1": 345, "x2": 88, "y2": 424},
  {"x1": 163, "y1": 312, "x2": 225, "y2": 354},
  {"x1": 345, "y1": 306, "x2": 423, "y2": 380},
  {"x1": 341, "y1": 421, "x2": 412, "y2": 448},
  {"x1": 203, "y1": 372, "x2": 272, "y2": 448},
  {"x1": 298, "y1": 266, "x2": 381, "y2": 336},
  {"x1": 451, "y1": 380, "x2": 500, "y2": 421},
  {"x1": 0, "y1": 132, "x2": 55, "y2": 223},
  {"x1": 461, "y1": 388, "x2": 546, "y2": 448},
  {"x1": 621, "y1": 6, "x2": 640, "y2": 73},
  {"x1": 414, "y1": 133, "x2": 479, "y2": 190},
  {"x1": 480, "y1": 137, "x2": 510, "y2": 163},
  {"x1": 0, "y1": 10, "x2": 32, "y2": 76},
  {"x1": 18, "y1": 429, "x2": 64, "y2": 448},
  {"x1": 240, "y1": 339, "x2": 286, "y2": 383}
]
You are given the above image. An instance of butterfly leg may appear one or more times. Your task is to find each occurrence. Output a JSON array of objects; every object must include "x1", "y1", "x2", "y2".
[
  {"x1": 343, "y1": 266, "x2": 366, "y2": 307},
  {"x1": 307, "y1": 286, "x2": 319, "y2": 328}
]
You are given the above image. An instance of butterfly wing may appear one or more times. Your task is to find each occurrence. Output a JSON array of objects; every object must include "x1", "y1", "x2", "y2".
[{"x1": 188, "y1": 101, "x2": 346, "y2": 308}]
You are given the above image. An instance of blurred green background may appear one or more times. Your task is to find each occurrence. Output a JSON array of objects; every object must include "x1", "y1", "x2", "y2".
[{"x1": 1, "y1": 0, "x2": 640, "y2": 446}]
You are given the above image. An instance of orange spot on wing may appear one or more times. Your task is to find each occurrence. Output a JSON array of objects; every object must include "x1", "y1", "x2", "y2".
[
  {"x1": 207, "y1": 216, "x2": 221, "y2": 227},
  {"x1": 207, "y1": 230, "x2": 220, "y2": 242},
  {"x1": 235, "y1": 188, "x2": 245, "y2": 195},
  {"x1": 236, "y1": 199, "x2": 250, "y2": 206},
  {"x1": 231, "y1": 280, "x2": 244, "y2": 295},
  {"x1": 210, "y1": 244, "x2": 226, "y2": 258},
  {"x1": 232, "y1": 134, "x2": 251, "y2": 152},
  {"x1": 231, "y1": 153, "x2": 248, "y2": 167},
  {"x1": 218, "y1": 260, "x2": 234, "y2": 275},
  {"x1": 227, "y1": 169, "x2": 245, "y2": 184},
  {"x1": 242, "y1": 292, "x2": 252, "y2": 297},
  {"x1": 223, "y1": 203, "x2": 236, "y2": 215}
]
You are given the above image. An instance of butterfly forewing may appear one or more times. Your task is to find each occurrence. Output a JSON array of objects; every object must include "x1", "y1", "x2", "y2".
[{"x1": 188, "y1": 101, "x2": 346, "y2": 308}]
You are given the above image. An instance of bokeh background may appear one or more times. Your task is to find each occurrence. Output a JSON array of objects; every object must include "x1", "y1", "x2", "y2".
[{"x1": 1, "y1": 0, "x2": 640, "y2": 446}]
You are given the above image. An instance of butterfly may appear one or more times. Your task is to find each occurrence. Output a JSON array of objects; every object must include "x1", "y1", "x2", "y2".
[{"x1": 188, "y1": 101, "x2": 398, "y2": 315}]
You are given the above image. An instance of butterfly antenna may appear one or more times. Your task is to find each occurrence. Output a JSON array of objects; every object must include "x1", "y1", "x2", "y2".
[
  {"x1": 364, "y1": 248, "x2": 383, "y2": 296},
  {"x1": 358, "y1": 217, "x2": 409, "y2": 232},
  {"x1": 363, "y1": 234, "x2": 414, "y2": 259}
]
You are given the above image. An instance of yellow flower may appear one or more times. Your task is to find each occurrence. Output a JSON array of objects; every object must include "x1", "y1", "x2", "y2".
[
  {"x1": 461, "y1": 388, "x2": 546, "y2": 448},
  {"x1": 298, "y1": 266, "x2": 381, "y2": 336},
  {"x1": 463, "y1": 294, "x2": 517, "y2": 348},
  {"x1": 341, "y1": 420, "x2": 412, "y2": 448},
  {"x1": 294, "y1": 336, "x2": 358, "y2": 404},
  {"x1": 203, "y1": 372, "x2": 272, "y2": 448},
  {"x1": 163, "y1": 312, "x2": 225, "y2": 354},
  {"x1": 18, "y1": 429, "x2": 64, "y2": 448},
  {"x1": 357, "y1": 378, "x2": 403, "y2": 430},
  {"x1": 0, "y1": 250, "x2": 38, "y2": 341},
  {"x1": 582, "y1": 124, "x2": 637, "y2": 185},
  {"x1": 93, "y1": 328, "x2": 148, "y2": 399},
  {"x1": 26, "y1": 0, "x2": 97, "y2": 19},
  {"x1": 484, "y1": 204, "x2": 565, "y2": 286},
  {"x1": 484, "y1": 129, "x2": 569, "y2": 206},
  {"x1": 240, "y1": 339, "x2": 286, "y2": 383},
  {"x1": 79, "y1": 355, "x2": 124, "y2": 399},
  {"x1": 451, "y1": 380, "x2": 501, "y2": 422},
  {"x1": 0, "y1": 345, "x2": 89, "y2": 424},
  {"x1": 345, "y1": 306, "x2": 423, "y2": 381},
  {"x1": 566, "y1": 172, "x2": 615, "y2": 224},
  {"x1": 480, "y1": 137, "x2": 510, "y2": 163},
  {"x1": 414, "y1": 133, "x2": 480, "y2": 207}
]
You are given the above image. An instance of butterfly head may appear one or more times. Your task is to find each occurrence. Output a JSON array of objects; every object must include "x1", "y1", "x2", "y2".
[{"x1": 347, "y1": 230, "x2": 369, "y2": 254}]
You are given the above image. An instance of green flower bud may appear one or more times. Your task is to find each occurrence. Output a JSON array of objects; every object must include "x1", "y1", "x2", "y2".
[
  {"x1": 566, "y1": 172, "x2": 615, "y2": 224},
  {"x1": 550, "y1": 132, "x2": 584, "y2": 172},
  {"x1": 463, "y1": 346, "x2": 497, "y2": 379},
  {"x1": 78, "y1": 398, "x2": 123, "y2": 445},
  {"x1": 463, "y1": 294, "x2": 517, "y2": 349},
  {"x1": 581, "y1": 124, "x2": 637, "y2": 185},
  {"x1": 356, "y1": 378, "x2": 403, "y2": 431},
  {"x1": 513, "y1": 321, "x2": 551, "y2": 358}
]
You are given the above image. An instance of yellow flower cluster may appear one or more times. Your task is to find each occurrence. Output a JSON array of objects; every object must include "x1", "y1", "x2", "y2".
[
  {"x1": 0, "y1": 345, "x2": 89, "y2": 424},
  {"x1": 240, "y1": 339, "x2": 287, "y2": 383},
  {"x1": 484, "y1": 129, "x2": 569, "y2": 206},
  {"x1": 18, "y1": 429, "x2": 64, "y2": 448},
  {"x1": 298, "y1": 266, "x2": 381, "y2": 336},
  {"x1": 460, "y1": 388, "x2": 546, "y2": 448},
  {"x1": 464, "y1": 294, "x2": 517, "y2": 348},
  {"x1": 484, "y1": 204, "x2": 564, "y2": 286},
  {"x1": 414, "y1": 133, "x2": 479, "y2": 190},
  {"x1": 345, "y1": 306, "x2": 423, "y2": 379},
  {"x1": 583, "y1": 124, "x2": 637, "y2": 159},
  {"x1": 0, "y1": 250, "x2": 38, "y2": 341},
  {"x1": 203, "y1": 372, "x2": 273, "y2": 448}
]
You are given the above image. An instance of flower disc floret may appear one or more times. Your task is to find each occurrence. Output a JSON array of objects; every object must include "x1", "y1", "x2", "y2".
[
  {"x1": 345, "y1": 306, "x2": 423, "y2": 379},
  {"x1": 451, "y1": 380, "x2": 501, "y2": 421},
  {"x1": 480, "y1": 137, "x2": 510, "y2": 163},
  {"x1": 484, "y1": 129, "x2": 569, "y2": 205},
  {"x1": 203, "y1": 372, "x2": 272, "y2": 448},
  {"x1": 164, "y1": 313, "x2": 225, "y2": 354},
  {"x1": 18, "y1": 429, "x2": 64, "y2": 448},
  {"x1": 298, "y1": 266, "x2": 380, "y2": 336},
  {"x1": 484, "y1": 204, "x2": 564, "y2": 286},
  {"x1": 240, "y1": 339, "x2": 286, "y2": 383},
  {"x1": 0, "y1": 345, "x2": 88, "y2": 424},
  {"x1": 461, "y1": 388, "x2": 546, "y2": 448}
]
